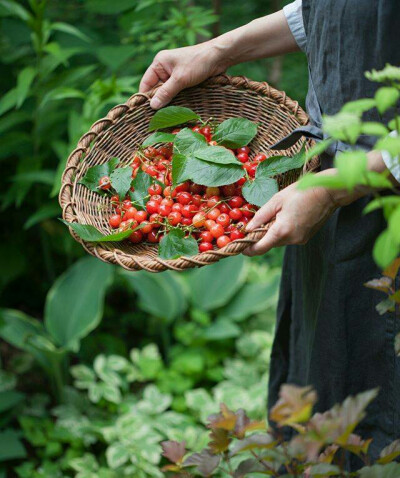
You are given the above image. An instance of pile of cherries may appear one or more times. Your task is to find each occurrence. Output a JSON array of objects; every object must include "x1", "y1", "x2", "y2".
[{"x1": 99, "y1": 125, "x2": 268, "y2": 251}]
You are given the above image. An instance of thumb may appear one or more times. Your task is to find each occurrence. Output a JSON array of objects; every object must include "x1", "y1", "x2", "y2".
[
  {"x1": 150, "y1": 75, "x2": 185, "y2": 109},
  {"x1": 246, "y1": 195, "x2": 281, "y2": 232}
]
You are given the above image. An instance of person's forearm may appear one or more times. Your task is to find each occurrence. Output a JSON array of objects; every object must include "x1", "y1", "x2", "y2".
[{"x1": 207, "y1": 11, "x2": 300, "y2": 69}]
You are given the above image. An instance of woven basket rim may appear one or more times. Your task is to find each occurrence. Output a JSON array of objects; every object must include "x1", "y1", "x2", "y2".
[{"x1": 59, "y1": 74, "x2": 316, "y2": 272}]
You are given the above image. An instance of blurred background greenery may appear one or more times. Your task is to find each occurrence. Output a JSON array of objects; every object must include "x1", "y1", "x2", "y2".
[{"x1": 0, "y1": 0, "x2": 308, "y2": 476}]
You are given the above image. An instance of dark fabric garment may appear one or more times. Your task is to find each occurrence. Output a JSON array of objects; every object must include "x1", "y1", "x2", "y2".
[{"x1": 268, "y1": 0, "x2": 400, "y2": 466}]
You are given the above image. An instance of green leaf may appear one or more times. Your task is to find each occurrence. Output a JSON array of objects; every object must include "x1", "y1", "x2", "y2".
[
  {"x1": 130, "y1": 168, "x2": 152, "y2": 209},
  {"x1": 24, "y1": 203, "x2": 60, "y2": 229},
  {"x1": 143, "y1": 132, "x2": 175, "y2": 146},
  {"x1": 360, "y1": 122, "x2": 389, "y2": 137},
  {"x1": 341, "y1": 98, "x2": 376, "y2": 114},
  {"x1": 0, "y1": 88, "x2": 17, "y2": 117},
  {"x1": 79, "y1": 157, "x2": 119, "y2": 193},
  {"x1": 159, "y1": 229, "x2": 199, "y2": 260},
  {"x1": 85, "y1": 0, "x2": 137, "y2": 15},
  {"x1": 15, "y1": 67, "x2": 35, "y2": 108},
  {"x1": 359, "y1": 463, "x2": 400, "y2": 478},
  {"x1": 305, "y1": 138, "x2": 334, "y2": 161},
  {"x1": 185, "y1": 157, "x2": 244, "y2": 187},
  {"x1": 308, "y1": 464, "x2": 341, "y2": 477},
  {"x1": 388, "y1": 206, "x2": 400, "y2": 244},
  {"x1": 364, "y1": 196, "x2": 400, "y2": 215},
  {"x1": 0, "y1": 430, "x2": 26, "y2": 462},
  {"x1": 375, "y1": 87, "x2": 400, "y2": 115},
  {"x1": 173, "y1": 128, "x2": 207, "y2": 155},
  {"x1": 51, "y1": 22, "x2": 92, "y2": 43},
  {"x1": 106, "y1": 443, "x2": 130, "y2": 469},
  {"x1": 172, "y1": 153, "x2": 192, "y2": 186},
  {"x1": 194, "y1": 146, "x2": 240, "y2": 165},
  {"x1": 44, "y1": 257, "x2": 114, "y2": 350},
  {"x1": 297, "y1": 173, "x2": 347, "y2": 190},
  {"x1": 186, "y1": 255, "x2": 246, "y2": 310},
  {"x1": 202, "y1": 318, "x2": 241, "y2": 340},
  {"x1": 213, "y1": 118, "x2": 258, "y2": 148},
  {"x1": 323, "y1": 112, "x2": 362, "y2": 144},
  {"x1": 40, "y1": 87, "x2": 85, "y2": 108},
  {"x1": 0, "y1": 391, "x2": 24, "y2": 414},
  {"x1": 335, "y1": 151, "x2": 368, "y2": 189},
  {"x1": 0, "y1": 0, "x2": 31, "y2": 21},
  {"x1": 373, "y1": 229, "x2": 399, "y2": 269},
  {"x1": 148, "y1": 106, "x2": 199, "y2": 131},
  {"x1": 257, "y1": 149, "x2": 306, "y2": 178},
  {"x1": 110, "y1": 166, "x2": 132, "y2": 199},
  {"x1": 242, "y1": 177, "x2": 278, "y2": 207},
  {"x1": 375, "y1": 136, "x2": 400, "y2": 156},
  {"x1": 122, "y1": 270, "x2": 187, "y2": 322},
  {"x1": 61, "y1": 221, "x2": 134, "y2": 242}
]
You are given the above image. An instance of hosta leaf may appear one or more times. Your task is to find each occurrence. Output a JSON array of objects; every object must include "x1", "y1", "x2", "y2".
[
  {"x1": 173, "y1": 128, "x2": 207, "y2": 155},
  {"x1": 106, "y1": 443, "x2": 130, "y2": 469},
  {"x1": 213, "y1": 118, "x2": 258, "y2": 148},
  {"x1": 375, "y1": 87, "x2": 400, "y2": 115},
  {"x1": 194, "y1": 146, "x2": 240, "y2": 165},
  {"x1": 61, "y1": 221, "x2": 133, "y2": 242},
  {"x1": 159, "y1": 229, "x2": 199, "y2": 259},
  {"x1": 130, "y1": 168, "x2": 152, "y2": 209},
  {"x1": 242, "y1": 177, "x2": 278, "y2": 207},
  {"x1": 186, "y1": 157, "x2": 244, "y2": 187},
  {"x1": 79, "y1": 157, "x2": 119, "y2": 193},
  {"x1": 148, "y1": 106, "x2": 199, "y2": 131},
  {"x1": 143, "y1": 132, "x2": 175, "y2": 146},
  {"x1": 110, "y1": 166, "x2": 132, "y2": 199}
]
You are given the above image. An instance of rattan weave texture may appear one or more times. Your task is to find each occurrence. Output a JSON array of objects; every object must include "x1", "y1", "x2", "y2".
[{"x1": 59, "y1": 75, "x2": 319, "y2": 272}]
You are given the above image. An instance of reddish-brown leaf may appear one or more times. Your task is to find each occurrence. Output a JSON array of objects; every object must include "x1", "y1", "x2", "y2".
[
  {"x1": 162, "y1": 440, "x2": 187, "y2": 465},
  {"x1": 230, "y1": 433, "x2": 276, "y2": 455},
  {"x1": 270, "y1": 384, "x2": 317, "y2": 426},
  {"x1": 207, "y1": 403, "x2": 237, "y2": 431},
  {"x1": 364, "y1": 277, "x2": 392, "y2": 293},
  {"x1": 377, "y1": 439, "x2": 400, "y2": 464},
  {"x1": 209, "y1": 428, "x2": 230, "y2": 454},
  {"x1": 184, "y1": 449, "x2": 221, "y2": 477},
  {"x1": 383, "y1": 257, "x2": 400, "y2": 280}
]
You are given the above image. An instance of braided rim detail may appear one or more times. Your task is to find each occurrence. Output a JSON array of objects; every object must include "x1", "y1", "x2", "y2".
[{"x1": 59, "y1": 74, "x2": 319, "y2": 272}]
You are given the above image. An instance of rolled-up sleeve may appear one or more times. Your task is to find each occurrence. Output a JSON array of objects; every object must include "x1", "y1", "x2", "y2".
[{"x1": 283, "y1": 0, "x2": 307, "y2": 52}]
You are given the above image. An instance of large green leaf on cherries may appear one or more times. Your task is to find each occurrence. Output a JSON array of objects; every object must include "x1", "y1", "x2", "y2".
[
  {"x1": 194, "y1": 146, "x2": 240, "y2": 165},
  {"x1": 185, "y1": 157, "x2": 244, "y2": 187},
  {"x1": 142, "y1": 132, "x2": 176, "y2": 146},
  {"x1": 173, "y1": 128, "x2": 207, "y2": 155},
  {"x1": 148, "y1": 106, "x2": 200, "y2": 131},
  {"x1": 213, "y1": 118, "x2": 258, "y2": 148},
  {"x1": 242, "y1": 176, "x2": 278, "y2": 207},
  {"x1": 159, "y1": 229, "x2": 199, "y2": 260},
  {"x1": 130, "y1": 168, "x2": 152, "y2": 209},
  {"x1": 61, "y1": 220, "x2": 133, "y2": 242},
  {"x1": 110, "y1": 166, "x2": 132, "y2": 199},
  {"x1": 258, "y1": 146, "x2": 306, "y2": 178},
  {"x1": 172, "y1": 153, "x2": 192, "y2": 186},
  {"x1": 79, "y1": 157, "x2": 119, "y2": 193}
]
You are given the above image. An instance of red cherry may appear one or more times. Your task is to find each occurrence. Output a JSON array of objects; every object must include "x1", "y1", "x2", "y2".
[
  {"x1": 146, "y1": 200, "x2": 159, "y2": 215},
  {"x1": 135, "y1": 210, "x2": 148, "y2": 222},
  {"x1": 168, "y1": 211, "x2": 182, "y2": 226},
  {"x1": 216, "y1": 213, "x2": 230, "y2": 228},
  {"x1": 125, "y1": 206, "x2": 138, "y2": 220},
  {"x1": 200, "y1": 125, "x2": 212, "y2": 136},
  {"x1": 148, "y1": 183, "x2": 163, "y2": 195},
  {"x1": 151, "y1": 194, "x2": 163, "y2": 203},
  {"x1": 192, "y1": 212, "x2": 206, "y2": 228},
  {"x1": 237, "y1": 146, "x2": 250, "y2": 155},
  {"x1": 144, "y1": 146, "x2": 158, "y2": 158},
  {"x1": 149, "y1": 213, "x2": 161, "y2": 226},
  {"x1": 159, "y1": 203, "x2": 172, "y2": 216},
  {"x1": 199, "y1": 230, "x2": 213, "y2": 242},
  {"x1": 199, "y1": 242, "x2": 213, "y2": 252},
  {"x1": 172, "y1": 128, "x2": 181, "y2": 134},
  {"x1": 164, "y1": 186, "x2": 172, "y2": 197},
  {"x1": 181, "y1": 217, "x2": 192, "y2": 226},
  {"x1": 182, "y1": 204, "x2": 197, "y2": 218},
  {"x1": 205, "y1": 187, "x2": 220, "y2": 198},
  {"x1": 229, "y1": 208, "x2": 243, "y2": 220},
  {"x1": 172, "y1": 203, "x2": 182, "y2": 213},
  {"x1": 221, "y1": 184, "x2": 236, "y2": 197},
  {"x1": 161, "y1": 198, "x2": 174, "y2": 207},
  {"x1": 192, "y1": 125, "x2": 201, "y2": 133},
  {"x1": 109, "y1": 214, "x2": 122, "y2": 229},
  {"x1": 141, "y1": 221, "x2": 153, "y2": 234},
  {"x1": 190, "y1": 184, "x2": 204, "y2": 195},
  {"x1": 192, "y1": 194, "x2": 202, "y2": 207},
  {"x1": 205, "y1": 219, "x2": 216, "y2": 231},
  {"x1": 207, "y1": 208, "x2": 221, "y2": 221},
  {"x1": 177, "y1": 192, "x2": 192, "y2": 205},
  {"x1": 217, "y1": 235, "x2": 231, "y2": 248},
  {"x1": 242, "y1": 204, "x2": 255, "y2": 218},
  {"x1": 207, "y1": 196, "x2": 220, "y2": 208},
  {"x1": 230, "y1": 228, "x2": 245, "y2": 240},
  {"x1": 129, "y1": 230, "x2": 143, "y2": 243},
  {"x1": 110, "y1": 195, "x2": 120, "y2": 207},
  {"x1": 174, "y1": 182, "x2": 190, "y2": 193},
  {"x1": 228, "y1": 196, "x2": 244, "y2": 208},
  {"x1": 254, "y1": 153, "x2": 267, "y2": 162},
  {"x1": 147, "y1": 230, "x2": 160, "y2": 243},
  {"x1": 122, "y1": 199, "x2": 132, "y2": 211},
  {"x1": 210, "y1": 224, "x2": 225, "y2": 238},
  {"x1": 237, "y1": 152, "x2": 249, "y2": 163},
  {"x1": 219, "y1": 203, "x2": 230, "y2": 214},
  {"x1": 99, "y1": 176, "x2": 111, "y2": 190},
  {"x1": 236, "y1": 177, "x2": 246, "y2": 186}
]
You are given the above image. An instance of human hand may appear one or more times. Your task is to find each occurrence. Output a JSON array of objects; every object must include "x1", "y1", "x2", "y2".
[
  {"x1": 243, "y1": 181, "x2": 338, "y2": 257},
  {"x1": 139, "y1": 43, "x2": 227, "y2": 110}
]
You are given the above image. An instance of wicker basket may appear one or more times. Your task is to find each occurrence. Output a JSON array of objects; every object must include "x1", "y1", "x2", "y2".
[{"x1": 59, "y1": 75, "x2": 318, "y2": 272}]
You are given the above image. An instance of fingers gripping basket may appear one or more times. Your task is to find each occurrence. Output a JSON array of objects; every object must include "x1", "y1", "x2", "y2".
[{"x1": 59, "y1": 75, "x2": 318, "y2": 272}]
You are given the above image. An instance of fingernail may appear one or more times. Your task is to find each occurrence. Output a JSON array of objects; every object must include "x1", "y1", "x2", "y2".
[
  {"x1": 150, "y1": 97, "x2": 162, "y2": 109},
  {"x1": 246, "y1": 221, "x2": 254, "y2": 232}
]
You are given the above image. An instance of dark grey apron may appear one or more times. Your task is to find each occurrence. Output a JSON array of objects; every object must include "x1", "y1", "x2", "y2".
[{"x1": 267, "y1": 0, "x2": 400, "y2": 467}]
